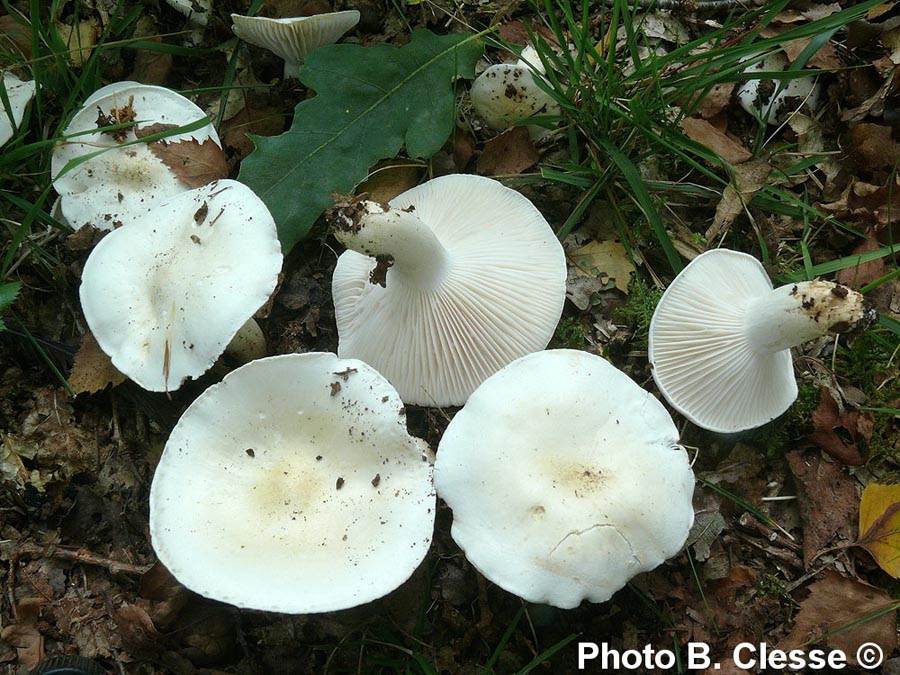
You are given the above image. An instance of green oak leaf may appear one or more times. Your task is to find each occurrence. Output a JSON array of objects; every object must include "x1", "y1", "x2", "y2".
[
  {"x1": 238, "y1": 29, "x2": 483, "y2": 253},
  {"x1": 0, "y1": 281, "x2": 21, "y2": 332}
]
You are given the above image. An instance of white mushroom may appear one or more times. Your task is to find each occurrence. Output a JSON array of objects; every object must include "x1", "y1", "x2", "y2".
[
  {"x1": 165, "y1": 0, "x2": 212, "y2": 27},
  {"x1": 737, "y1": 52, "x2": 820, "y2": 125},
  {"x1": 330, "y1": 174, "x2": 566, "y2": 407},
  {"x1": 433, "y1": 349, "x2": 695, "y2": 609},
  {"x1": 52, "y1": 81, "x2": 221, "y2": 231},
  {"x1": 150, "y1": 352, "x2": 436, "y2": 613},
  {"x1": 231, "y1": 11, "x2": 361, "y2": 79},
  {"x1": 469, "y1": 47, "x2": 560, "y2": 139},
  {"x1": 0, "y1": 71, "x2": 36, "y2": 147},
  {"x1": 80, "y1": 179, "x2": 282, "y2": 392},
  {"x1": 648, "y1": 249, "x2": 873, "y2": 433}
]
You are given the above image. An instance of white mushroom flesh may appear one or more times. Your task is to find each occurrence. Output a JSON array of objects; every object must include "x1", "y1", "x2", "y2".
[
  {"x1": 52, "y1": 82, "x2": 220, "y2": 231},
  {"x1": 649, "y1": 249, "x2": 871, "y2": 433},
  {"x1": 80, "y1": 179, "x2": 282, "y2": 392},
  {"x1": 434, "y1": 349, "x2": 695, "y2": 609},
  {"x1": 332, "y1": 174, "x2": 566, "y2": 407},
  {"x1": 0, "y1": 71, "x2": 36, "y2": 147},
  {"x1": 150, "y1": 353, "x2": 435, "y2": 613},
  {"x1": 736, "y1": 52, "x2": 820, "y2": 125}
]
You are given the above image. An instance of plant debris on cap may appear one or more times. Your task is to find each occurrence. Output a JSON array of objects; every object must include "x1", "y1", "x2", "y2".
[
  {"x1": 330, "y1": 174, "x2": 566, "y2": 407},
  {"x1": 649, "y1": 248, "x2": 873, "y2": 433},
  {"x1": 736, "y1": 52, "x2": 820, "y2": 126},
  {"x1": 51, "y1": 81, "x2": 221, "y2": 231},
  {"x1": 433, "y1": 349, "x2": 695, "y2": 609},
  {"x1": 79, "y1": 179, "x2": 282, "y2": 392},
  {"x1": 0, "y1": 71, "x2": 36, "y2": 147},
  {"x1": 231, "y1": 11, "x2": 361, "y2": 79},
  {"x1": 150, "y1": 353, "x2": 436, "y2": 614}
]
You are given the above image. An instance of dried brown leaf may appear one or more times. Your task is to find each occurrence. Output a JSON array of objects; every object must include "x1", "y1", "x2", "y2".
[
  {"x1": 849, "y1": 123, "x2": 900, "y2": 174},
  {"x1": 778, "y1": 570, "x2": 897, "y2": 665},
  {"x1": 148, "y1": 137, "x2": 229, "y2": 188},
  {"x1": 356, "y1": 160, "x2": 424, "y2": 203},
  {"x1": 476, "y1": 127, "x2": 539, "y2": 176},
  {"x1": 706, "y1": 160, "x2": 771, "y2": 240},
  {"x1": 221, "y1": 105, "x2": 285, "y2": 160},
  {"x1": 808, "y1": 386, "x2": 873, "y2": 465},
  {"x1": 786, "y1": 449, "x2": 858, "y2": 567},
  {"x1": 836, "y1": 236, "x2": 888, "y2": 289},
  {"x1": 694, "y1": 82, "x2": 736, "y2": 120},
  {"x1": 0, "y1": 598, "x2": 44, "y2": 670},
  {"x1": 69, "y1": 333, "x2": 127, "y2": 394},
  {"x1": 130, "y1": 36, "x2": 173, "y2": 85},
  {"x1": 680, "y1": 118, "x2": 751, "y2": 164},
  {"x1": 0, "y1": 14, "x2": 32, "y2": 59}
]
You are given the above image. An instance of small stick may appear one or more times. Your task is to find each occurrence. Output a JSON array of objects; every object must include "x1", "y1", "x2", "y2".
[{"x1": 15, "y1": 542, "x2": 151, "y2": 577}]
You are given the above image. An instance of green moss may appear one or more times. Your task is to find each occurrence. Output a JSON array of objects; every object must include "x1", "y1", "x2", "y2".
[
  {"x1": 756, "y1": 573, "x2": 794, "y2": 605},
  {"x1": 550, "y1": 317, "x2": 587, "y2": 349},
  {"x1": 614, "y1": 276, "x2": 662, "y2": 353}
]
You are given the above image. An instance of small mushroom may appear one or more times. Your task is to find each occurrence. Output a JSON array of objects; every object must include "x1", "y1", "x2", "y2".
[
  {"x1": 330, "y1": 174, "x2": 566, "y2": 407},
  {"x1": 736, "y1": 52, "x2": 820, "y2": 125},
  {"x1": 0, "y1": 71, "x2": 36, "y2": 147},
  {"x1": 51, "y1": 81, "x2": 221, "y2": 231},
  {"x1": 165, "y1": 0, "x2": 212, "y2": 43},
  {"x1": 165, "y1": 0, "x2": 211, "y2": 27},
  {"x1": 231, "y1": 11, "x2": 360, "y2": 79},
  {"x1": 648, "y1": 249, "x2": 873, "y2": 433},
  {"x1": 433, "y1": 349, "x2": 695, "y2": 609},
  {"x1": 150, "y1": 352, "x2": 435, "y2": 613},
  {"x1": 469, "y1": 46, "x2": 560, "y2": 139},
  {"x1": 80, "y1": 179, "x2": 282, "y2": 392}
]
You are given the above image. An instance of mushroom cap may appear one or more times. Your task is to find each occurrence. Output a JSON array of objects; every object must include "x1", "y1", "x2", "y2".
[
  {"x1": 231, "y1": 11, "x2": 360, "y2": 67},
  {"x1": 648, "y1": 249, "x2": 796, "y2": 433},
  {"x1": 469, "y1": 62, "x2": 560, "y2": 132},
  {"x1": 736, "y1": 52, "x2": 820, "y2": 125},
  {"x1": 52, "y1": 82, "x2": 221, "y2": 231},
  {"x1": 150, "y1": 352, "x2": 436, "y2": 614},
  {"x1": 79, "y1": 179, "x2": 282, "y2": 392},
  {"x1": 332, "y1": 174, "x2": 566, "y2": 407},
  {"x1": 433, "y1": 349, "x2": 694, "y2": 609},
  {"x1": 0, "y1": 71, "x2": 36, "y2": 147},
  {"x1": 165, "y1": 0, "x2": 212, "y2": 27}
]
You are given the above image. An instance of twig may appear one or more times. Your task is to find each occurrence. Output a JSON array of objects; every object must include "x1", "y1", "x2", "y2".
[{"x1": 15, "y1": 542, "x2": 151, "y2": 576}]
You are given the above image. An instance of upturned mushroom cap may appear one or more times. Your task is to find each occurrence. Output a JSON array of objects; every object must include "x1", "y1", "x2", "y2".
[
  {"x1": 80, "y1": 179, "x2": 282, "y2": 392},
  {"x1": 433, "y1": 349, "x2": 695, "y2": 609},
  {"x1": 0, "y1": 71, "x2": 36, "y2": 147},
  {"x1": 736, "y1": 52, "x2": 820, "y2": 125},
  {"x1": 52, "y1": 82, "x2": 220, "y2": 231},
  {"x1": 231, "y1": 11, "x2": 360, "y2": 79},
  {"x1": 331, "y1": 174, "x2": 566, "y2": 407},
  {"x1": 649, "y1": 249, "x2": 871, "y2": 433},
  {"x1": 150, "y1": 352, "x2": 436, "y2": 614}
]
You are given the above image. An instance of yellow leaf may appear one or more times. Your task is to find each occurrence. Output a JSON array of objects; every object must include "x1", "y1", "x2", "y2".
[
  {"x1": 567, "y1": 240, "x2": 634, "y2": 294},
  {"x1": 858, "y1": 483, "x2": 900, "y2": 578}
]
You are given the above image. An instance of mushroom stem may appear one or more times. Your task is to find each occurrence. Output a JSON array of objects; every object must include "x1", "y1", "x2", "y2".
[
  {"x1": 743, "y1": 281, "x2": 869, "y2": 354},
  {"x1": 333, "y1": 201, "x2": 450, "y2": 288},
  {"x1": 283, "y1": 60, "x2": 302, "y2": 80},
  {"x1": 225, "y1": 318, "x2": 267, "y2": 363}
]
